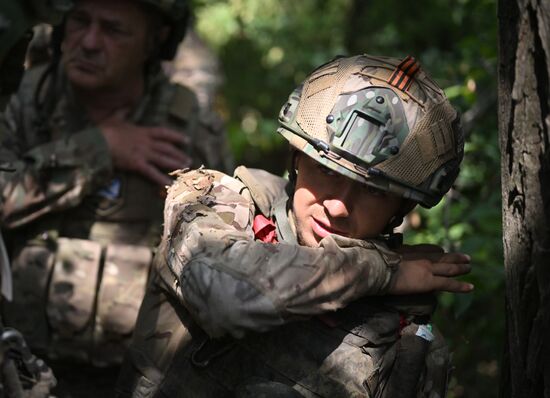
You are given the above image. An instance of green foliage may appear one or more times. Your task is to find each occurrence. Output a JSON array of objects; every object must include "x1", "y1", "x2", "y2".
[
  {"x1": 193, "y1": 0, "x2": 502, "y2": 396},
  {"x1": 193, "y1": 0, "x2": 352, "y2": 172}
]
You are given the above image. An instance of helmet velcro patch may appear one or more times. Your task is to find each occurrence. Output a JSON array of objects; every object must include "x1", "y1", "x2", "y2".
[{"x1": 387, "y1": 55, "x2": 421, "y2": 92}]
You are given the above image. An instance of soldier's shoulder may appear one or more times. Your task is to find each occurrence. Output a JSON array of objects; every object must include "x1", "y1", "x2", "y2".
[
  {"x1": 3, "y1": 64, "x2": 50, "y2": 120},
  {"x1": 19, "y1": 64, "x2": 50, "y2": 92},
  {"x1": 164, "y1": 167, "x2": 254, "y2": 233},
  {"x1": 166, "y1": 167, "x2": 248, "y2": 205},
  {"x1": 234, "y1": 166, "x2": 288, "y2": 216},
  {"x1": 8, "y1": 64, "x2": 51, "y2": 111},
  {"x1": 163, "y1": 80, "x2": 199, "y2": 122},
  {"x1": 145, "y1": 70, "x2": 197, "y2": 119}
]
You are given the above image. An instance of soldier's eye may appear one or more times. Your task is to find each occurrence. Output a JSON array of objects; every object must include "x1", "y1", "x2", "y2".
[
  {"x1": 68, "y1": 13, "x2": 90, "y2": 28},
  {"x1": 363, "y1": 185, "x2": 386, "y2": 197},
  {"x1": 103, "y1": 22, "x2": 129, "y2": 36}
]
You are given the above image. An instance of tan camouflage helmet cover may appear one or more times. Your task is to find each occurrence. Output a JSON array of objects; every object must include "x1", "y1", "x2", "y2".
[{"x1": 278, "y1": 54, "x2": 464, "y2": 208}]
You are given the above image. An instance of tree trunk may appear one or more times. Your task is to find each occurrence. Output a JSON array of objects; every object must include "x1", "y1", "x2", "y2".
[{"x1": 498, "y1": 0, "x2": 550, "y2": 397}]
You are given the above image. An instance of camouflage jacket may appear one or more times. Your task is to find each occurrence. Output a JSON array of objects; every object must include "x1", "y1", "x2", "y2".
[
  {"x1": 155, "y1": 166, "x2": 399, "y2": 338},
  {"x1": 0, "y1": 63, "x2": 233, "y2": 365},
  {"x1": 0, "y1": 62, "x2": 232, "y2": 241},
  {"x1": 116, "y1": 167, "x2": 439, "y2": 398}
]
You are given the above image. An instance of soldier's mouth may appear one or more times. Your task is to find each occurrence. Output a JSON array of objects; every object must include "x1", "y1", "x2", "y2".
[
  {"x1": 69, "y1": 58, "x2": 103, "y2": 73},
  {"x1": 311, "y1": 217, "x2": 348, "y2": 238}
]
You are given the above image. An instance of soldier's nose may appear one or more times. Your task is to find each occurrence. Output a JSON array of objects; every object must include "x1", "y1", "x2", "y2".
[
  {"x1": 322, "y1": 179, "x2": 355, "y2": 219},
  {"x1": 80, "y1": 25, "x2": 102, "y2": 50},
  {"x1": 322, "y1": 198, "x2": 350, "y2": 219}
]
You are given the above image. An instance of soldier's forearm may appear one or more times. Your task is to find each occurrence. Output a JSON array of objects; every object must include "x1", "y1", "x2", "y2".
[
  {"x1": 163, "y1": 222, "x2": 397, "y2": 339},
  {"x1": 157, "y1": 168, "x2": 397, "y2": 338}
]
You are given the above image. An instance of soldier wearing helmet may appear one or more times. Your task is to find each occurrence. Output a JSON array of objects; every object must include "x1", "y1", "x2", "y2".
[
  {"x1": 0, "y1": 0, "x2": 233, "y2": 369},
  {"x1": 116, "y1": 54, "x2": 472, "y2": 397}
]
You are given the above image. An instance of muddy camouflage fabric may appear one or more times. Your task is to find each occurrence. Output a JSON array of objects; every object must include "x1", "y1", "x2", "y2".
[
  {"x1": 116, "y1": 167, "x2": 449, "y2": 397},
  {"x1": 151, "y1": 167, "x2": 397, "y2": 337},
  {"x1": 0, "y1": 63, "x2": 232, "y2": 365}
]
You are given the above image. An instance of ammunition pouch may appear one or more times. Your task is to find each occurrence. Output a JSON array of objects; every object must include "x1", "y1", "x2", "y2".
[{"x1": 4, "y1": 237, "x2": 152, "y2": 366}]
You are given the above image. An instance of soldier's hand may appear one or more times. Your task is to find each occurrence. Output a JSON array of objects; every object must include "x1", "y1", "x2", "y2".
[
  {"x1": 100, "y1": 121, "x2": 192, "y2": 186},
  {"x1": 397, "y1": 244, "x2": 447, "y2": 261},
  {"x1": 388, "y1": 244, "x2": 474, "y2": 295}
]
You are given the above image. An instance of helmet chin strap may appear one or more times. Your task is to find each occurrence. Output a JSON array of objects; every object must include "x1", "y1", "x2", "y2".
[
  {"x1": 287, "y1": 149, "x2": 300, "y2": 187},
  {"x1": 383, "y1": 199, "x2": 417, "y2": 248}
]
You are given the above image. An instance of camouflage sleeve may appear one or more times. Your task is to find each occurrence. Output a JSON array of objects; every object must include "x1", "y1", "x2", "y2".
[
  {"x1": 156, "y1": 168, "x2": 400, "y2": 339},
  {"x1": 0, "y1": 97, "x2": 112, "y2": 228}
]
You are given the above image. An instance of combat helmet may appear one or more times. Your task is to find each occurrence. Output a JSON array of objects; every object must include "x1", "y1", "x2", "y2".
[
  {"x1": 278, "y1": 54, "x2": 464, "y2": 208},
  {"x1": 137, "y1": 0, "x2": 190, "y2": 60},
  {"x1": 51, "y1": 0, "x2": 189, "y2": 61}
]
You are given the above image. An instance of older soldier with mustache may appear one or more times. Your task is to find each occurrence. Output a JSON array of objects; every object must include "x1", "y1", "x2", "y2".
[{"x1": 0, "y1": 0, "x2": 232, "y2": 370}]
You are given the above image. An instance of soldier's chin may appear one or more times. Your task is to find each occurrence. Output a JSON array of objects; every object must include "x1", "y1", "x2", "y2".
[
  {"x1": 66, "y1": 67, "x2": 106, "y2": 90},
  {"x1": 296, "y1": 228, "x2": 319, "y2": 248}
]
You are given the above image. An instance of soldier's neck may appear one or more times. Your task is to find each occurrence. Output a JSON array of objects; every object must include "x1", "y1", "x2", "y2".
[{"x1": 71, "y1": 78, "x2": 145, "y2": 124}]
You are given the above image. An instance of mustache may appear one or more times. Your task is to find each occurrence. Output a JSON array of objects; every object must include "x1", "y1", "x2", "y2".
[{"x1": 62, "y1": 48, "x2": 106, "y2": 68}]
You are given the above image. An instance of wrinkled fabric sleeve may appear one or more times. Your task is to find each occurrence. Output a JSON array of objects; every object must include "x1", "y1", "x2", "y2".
[
  {"x1": 156, "y1": 168, "x2": 400, "y2": 339},
  {"x1": 0, "y1": 96, "x2": 113, "y2": 228}
]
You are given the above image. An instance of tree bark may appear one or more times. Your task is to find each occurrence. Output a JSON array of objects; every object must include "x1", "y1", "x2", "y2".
[{"x1": 498, "y1": 0, "x2": 550, "y2": 397}]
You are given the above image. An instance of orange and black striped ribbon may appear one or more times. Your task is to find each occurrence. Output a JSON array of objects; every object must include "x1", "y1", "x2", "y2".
[{"x1": 387, "y1": 55, "x2": 420, "y2": 91}]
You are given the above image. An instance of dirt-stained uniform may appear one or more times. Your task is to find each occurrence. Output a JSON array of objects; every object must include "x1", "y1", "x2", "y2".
[
  {"x1": 0, "y1": 61, "x2": 232, "y2": 366},
  {"x1": 116, "y1": 166, "x2": 449, "y2": 398},
  {"x1": 118, "y1": 53, "x2": 464, "y2": 398}
]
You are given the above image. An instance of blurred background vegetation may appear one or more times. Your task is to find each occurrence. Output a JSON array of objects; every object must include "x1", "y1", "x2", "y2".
[{"x1": 191, "y1": 0, "x2": 502, "y2": 396}]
